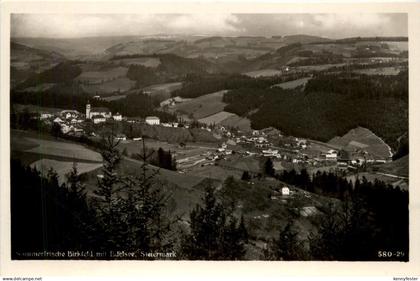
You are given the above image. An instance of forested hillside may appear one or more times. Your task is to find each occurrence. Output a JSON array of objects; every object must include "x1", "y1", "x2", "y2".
[{"x1": 223, "y1": 71, "x2": 408, "y2": 150}]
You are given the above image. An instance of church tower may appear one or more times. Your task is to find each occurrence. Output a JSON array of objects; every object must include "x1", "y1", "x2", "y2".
[{"x1": 86, "y1": 101, "x2": 91, "y2": 119}]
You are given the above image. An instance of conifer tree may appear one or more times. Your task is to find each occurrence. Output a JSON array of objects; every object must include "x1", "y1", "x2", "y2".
[
  {"x1": 92, "y1": 133, "x2": 122, "y2": 251},
  {"x1": 118, "y1": 138, "x2": 174, "y2": 254},
  {"x1": 264, "y1": 222, "x2": 306, "y2": 260},
  {"x1": 263, "y1": 158, "x2": 275, "y2": 177},
  {"x1": 180, "y1": 183, "x2": 248, "y2": 260}
]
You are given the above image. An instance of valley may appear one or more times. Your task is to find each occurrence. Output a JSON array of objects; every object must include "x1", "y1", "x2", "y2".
[{"x1": 9, "y1": 31, "x2": 409, "y2": 261}]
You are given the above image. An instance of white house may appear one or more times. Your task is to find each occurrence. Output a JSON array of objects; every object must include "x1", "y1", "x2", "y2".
[
  {"x1": 113, "y1": 113, "x2": 123, "y2": 121},
  {"x1": 262, "y1": 149, "x2": 279, "y2": 157},
  {"x1": 145, "y1": 116, "x2": 160, "y2": 125},
  {"x1": 92, "y1": 115, "x2": 106, "y2": 124},
  {"x1": 325, "y1": 149, "x2": 338, "y2": 161},
  {"x1": 115, "y1": 134, "x2": 127, "y2": 141},
  {"x1": 281, "y1": 186, "x2": 290, "y2": 196},
  {"x1": 40, "y1": 113, "x2": 53, "y2": 120}
]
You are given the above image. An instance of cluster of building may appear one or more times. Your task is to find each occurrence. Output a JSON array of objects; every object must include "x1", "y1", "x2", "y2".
[
  {"x1": 86, "y1": 102, "x2": 122, "y2": 124},
  {"x1": 48, "y1": 110, "x2": 85, "y2": 135}
]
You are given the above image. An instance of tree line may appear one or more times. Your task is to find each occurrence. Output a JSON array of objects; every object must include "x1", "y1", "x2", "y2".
[
  {"x1": 11, "y1": 136, "x2": 248, "y2": 260},
  {"x1": 11, "y1": 147, "x2": 408, "y2": 260},
  {"x1": 171, "y1": 72, "x2": 309, "y2": 99},
  {"x1": 275, "y1": 168, "x2": 408, "y2": 260},
  {"x1": 222, "y1": 71, "x2": 408, "y2": 151}
]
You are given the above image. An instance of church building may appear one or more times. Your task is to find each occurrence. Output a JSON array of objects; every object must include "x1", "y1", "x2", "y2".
[{"x1": 86, "y1": 101, "x2": 112, "y2": 120}]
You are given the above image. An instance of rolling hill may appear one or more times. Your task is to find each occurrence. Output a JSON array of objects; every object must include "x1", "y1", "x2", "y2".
[
  {"x1": 328, "y1": 127, "x2": 393, "y2": 160},
  {"x1": 11, "y1": 42, "x2": 66, "y2": 86}
]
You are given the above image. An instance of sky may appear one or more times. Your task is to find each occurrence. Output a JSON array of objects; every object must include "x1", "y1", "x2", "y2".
[{"x1": 11, "y1": 13, "x2": 407, "y2": 39}]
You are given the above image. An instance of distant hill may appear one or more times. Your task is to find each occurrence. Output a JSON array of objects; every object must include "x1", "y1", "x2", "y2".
[
  {"x1": 281, "y1": 34, "x2": 331, "y2": 44},
  {"x1": 11, "y1": 42, "x2": 64, "y2": 61},
  {"x1": 16, "y1": 61, "x2": 82, "y2": 91},
  {"x1": 11, "y1": 42, "x2": 66, "y2": 86},
  {"x1": 103, "y1": 35, "x2": 332, "y2": 62},
  {"x1": 12, "y1": 36, "x2": 144, "y2": 58}
]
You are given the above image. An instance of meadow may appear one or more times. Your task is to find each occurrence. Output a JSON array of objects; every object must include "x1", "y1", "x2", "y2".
[
  {"x1": 272, "y1": 77, "x2": 311, "y2": 90},
  {"x1": 243, "y1": 69, "x2": 282, "y2": 78},
  {"x1": 30, "y1": 159, "x2": 102, "y2": 184},
  {"x1": 170, "y1": 90, "x2": 228, "y2": 119}
]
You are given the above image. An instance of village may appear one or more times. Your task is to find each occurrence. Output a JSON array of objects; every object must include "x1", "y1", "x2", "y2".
[{"x1": 29, "y1": 98, "x2": 393, "y2": 188}]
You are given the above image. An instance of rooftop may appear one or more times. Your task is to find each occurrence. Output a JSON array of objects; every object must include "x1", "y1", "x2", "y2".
[{"x1": 145, "y1": 116, "x2": 160, "y2": 120}]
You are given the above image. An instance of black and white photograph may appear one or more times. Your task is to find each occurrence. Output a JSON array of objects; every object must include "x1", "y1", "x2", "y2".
[{"x1": 5, "y1": 10, "x2": 413, "y2": 265}]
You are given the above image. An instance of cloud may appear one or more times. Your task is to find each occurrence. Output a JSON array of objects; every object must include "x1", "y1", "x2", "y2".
[
  {"x1": 231, "y1": 14, "x2": 407, "y2": 38},
  {"x1": 11, "y1": 14, "x2": 242, "y2": 38},
  {"x1": 11, "y1": 13, "x2": 407, "y2": 39}
]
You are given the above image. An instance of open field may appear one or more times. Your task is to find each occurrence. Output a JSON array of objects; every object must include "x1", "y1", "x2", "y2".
[
  {"x1": 353, "y1": 67, "x2": 400, "y2": 76},
  {"x1": 328, "y1": 127, "x2": 392, "y2": 160},
  {"x1": 81, "y1": 77, "x2": 135, "y2": 94},
  {"x1": 112, "y1": 57, "x2": 161, "y2": 67},
  {"x1": 198, "y1": 111, "x2": 236, "y2": 125},
  {"x1": 31, "y1": 159, "x2": 102, "y2": 184},
  {"x1": 81, "y1": 157, "x2": 207, "y2": 219},
  {"x1": 385, "y1": 41, "x2": 408, "y2": 52},
  {"x1": 220, "y1": 115, "x2": 252, "y2": 132},
  {"x1": 76, "y1": 66, "x2": 128, "y2": 83},
  {"x1": 243, "y1": 69, "x2": 282, "y2": 78},
  {"x1": 25, "y1": 138, "x2": 102, "y2": 162},
  {"x1": 102, "y1": 94, "x2": 127, "y2": 101},
  {"x1": 272, "y1": 77, "x2": 311, "y2": 89},
  {"x1": 346, "y1": 172, "x2": 408, "y2": 191},
  {"x1": 170, "y1": 90, "x2": 228, "y2": 119},
  {"x1": 22, "y1": 83, "x2": 56, "y2": 92},
  {"x1": 218, "y1": 155, "x2": 261, "y2": 173},
  {"x1": 376, "y1": 155, "x2": 408, "y2": 177},
  {"x1": 11, "y1": 130, "x2": 102, "y2": 163},
  {"x1": 190, "y1": 164, "x2": 243, "y2": 181},
  {"x1": 293, "y1": 63, "x2": 346, "y2": 72},
  {"x1": 143, "y1": 82, "x2": 183, "y2": 99}
]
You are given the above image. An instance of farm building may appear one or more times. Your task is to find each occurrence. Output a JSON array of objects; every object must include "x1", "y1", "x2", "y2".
[
  {"x1": 145, "y1": 116, "x2": 160, "y2": 125},
  {"x1": 281, "y1": 186, "x2": 290, "y2": 196},
  {"x1": 113, "y1": 113, "x2": 123, "y2": 121}
]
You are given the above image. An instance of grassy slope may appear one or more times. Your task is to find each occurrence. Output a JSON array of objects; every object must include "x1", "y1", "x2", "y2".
[
  {"x1": 376, "y1": 155, "x2": 408, "y2": 177},
  {"x1": 170, "y1": 90, "x2": 227, "y2": 119},
  {"x1": 328, "y1": 127, "x2": 392, "y2": 159}
]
